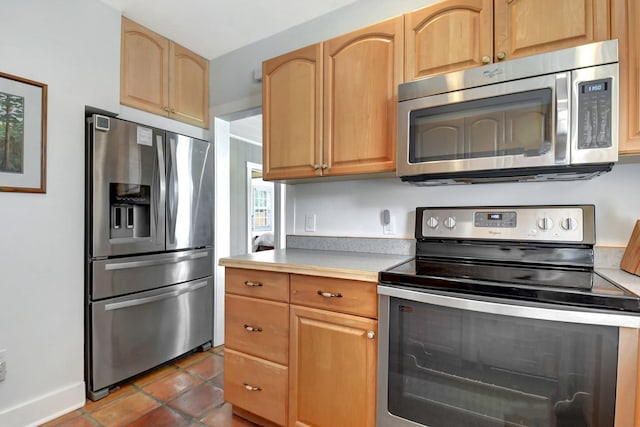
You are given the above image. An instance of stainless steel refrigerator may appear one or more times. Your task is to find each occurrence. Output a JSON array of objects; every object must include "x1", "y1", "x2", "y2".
[{"x1": 85, "y1": 114, "x2": 214, "y2": 400}]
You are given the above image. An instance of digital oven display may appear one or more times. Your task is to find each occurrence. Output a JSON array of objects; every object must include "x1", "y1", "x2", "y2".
[{"x1": 474, "y1": 211, "x2": 517, "y2": 228}]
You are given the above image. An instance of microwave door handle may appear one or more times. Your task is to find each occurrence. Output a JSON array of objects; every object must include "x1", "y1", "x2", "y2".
[{"x1": 555, "y1": 73, "x2": 570, "y2": 162}]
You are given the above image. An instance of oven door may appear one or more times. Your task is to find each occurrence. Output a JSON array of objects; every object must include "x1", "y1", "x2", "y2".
[{"x1": 377, "y1": 285, "x2": 640, "y2": 427}]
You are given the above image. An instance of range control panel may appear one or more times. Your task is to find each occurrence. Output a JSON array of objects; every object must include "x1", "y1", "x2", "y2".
[{"x1": 418, "y1": 205, "x2": 595, "y2": 244}]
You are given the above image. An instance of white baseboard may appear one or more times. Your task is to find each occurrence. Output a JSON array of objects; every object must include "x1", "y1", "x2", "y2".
[{"x1": 0, "y1": 381, "x2": 85, "y2": 427}]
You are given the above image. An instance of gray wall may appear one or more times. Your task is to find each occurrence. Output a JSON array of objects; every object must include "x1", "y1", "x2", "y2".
[
  {"x1": 209, "y1": 0, "x2": 437, "y2": 112},
  {"x1": 229, "y1": 139, "x2": 263, "y2": 255}
]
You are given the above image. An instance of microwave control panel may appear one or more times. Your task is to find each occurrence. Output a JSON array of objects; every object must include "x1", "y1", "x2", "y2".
[{"x1": 577, "y1": 78, "x2": 612, "y2": 149}]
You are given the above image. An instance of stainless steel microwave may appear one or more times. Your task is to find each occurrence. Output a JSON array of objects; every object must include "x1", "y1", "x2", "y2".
[{"x1": 397, "y1": 40, "x2": 619, "y2": 185}]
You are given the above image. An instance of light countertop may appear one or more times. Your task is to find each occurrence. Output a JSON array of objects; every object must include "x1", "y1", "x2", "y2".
[
  {"x1": 598, "y1": 267, "x2": 640, "y2": 295},
  {"x1": 219, "y1": 248, "x2": 411, "y2": 282}
]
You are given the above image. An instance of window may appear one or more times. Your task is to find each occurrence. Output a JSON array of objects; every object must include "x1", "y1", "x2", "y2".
[{"x1": 252, "y1": 180, "x2": 273, "y2": 232}]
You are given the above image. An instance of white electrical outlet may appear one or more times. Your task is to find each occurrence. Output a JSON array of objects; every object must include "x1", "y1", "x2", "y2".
[
  {"x1": 383, "y1": 215, "x2": 396, "y2": 235},
  {"x1": 305, "y1": 214, "x2": 316, "y2": 232},
  {"x1": 0, "y1": 349, "x2": 6, "y2": 382}
]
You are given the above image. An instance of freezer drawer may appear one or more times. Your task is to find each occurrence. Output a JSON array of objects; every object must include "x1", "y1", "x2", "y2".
[
  {"x1": 89, "y1": 277, "x2": 213, "y2": 395},
  {"x1": 91, "y1": 248, "x2": 213, "y2": 300}
]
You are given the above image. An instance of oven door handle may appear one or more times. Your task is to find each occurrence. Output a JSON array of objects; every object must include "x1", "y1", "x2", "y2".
[{"x1": 377, "y1": 284, "x2": 640, "y2": 328}]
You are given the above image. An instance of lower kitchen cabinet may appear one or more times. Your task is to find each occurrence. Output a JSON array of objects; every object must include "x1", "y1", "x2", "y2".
[
  {"x1": 223, "y1": 267, "x2": 378, "y2": 426},
  {"x1": 289, "y1": 305, "x2": 377, "y2": 427},
  {"x1": 224, "y1": 268, "x2": 290, "y2": 426},
  {"x1": 224, "y1": 348, "x2": 288, "y2": 426}
]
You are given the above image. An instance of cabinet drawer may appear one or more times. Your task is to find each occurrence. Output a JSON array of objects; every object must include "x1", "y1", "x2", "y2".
[
  {"x1": 290, "y1": 274, "x2": 377, "y2": 318},
  {"x1": 224, "y1": 348, "x2": 288, "y2": 426},
  {"x1": 225, "y1": 268, "x2": 289, "y2": 302},
  {"x1": 225, "y1": 294, "x2": 288, "y2": 365}
]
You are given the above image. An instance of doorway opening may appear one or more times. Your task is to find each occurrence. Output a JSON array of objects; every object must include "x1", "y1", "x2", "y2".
[{"x1": 213, "y1": 107, "x2": 285, "y2": 346}]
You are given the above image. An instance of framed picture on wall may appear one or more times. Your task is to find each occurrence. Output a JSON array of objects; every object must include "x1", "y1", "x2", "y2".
[{"x1": 0, "y1": 71, "x2": 47, "y2": 193}]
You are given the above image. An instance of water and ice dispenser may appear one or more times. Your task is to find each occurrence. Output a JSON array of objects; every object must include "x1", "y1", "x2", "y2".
[{"x1": 109, "y1": 183, "x2": 151, "y2": 239}]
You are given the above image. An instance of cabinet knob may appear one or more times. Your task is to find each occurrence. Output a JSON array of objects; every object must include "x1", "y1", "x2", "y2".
[
  {"x1": 163, "y1": 106, "x2": 170, "y2": 112},
  {"x1": 482, "y1": 56, "x2": 491, "y2": 64},
  {"x1": 244, "y1": 280, "x2": 263, "y2": 287},
  {"x1": 496, "y1": 51, "x2": 507, "y2": 61},
  {"x1": 243, "y1": 324, "x2": 263, "y2": 332},
  {"x1": 313, "y1": 164, "x2": 321, "y2": 170},
  {"x1": 243, "y1": 382, "x2": 262, "y2": 392},
  {"x1": 317, "y1": 290, "x2": 343, "y2": 298},
  {"x1": 321, "y1": 164, "x2": 329, "y2": 170},
  {"x1": 367, "y1": 331, "x2": 375, "y2": 339}
]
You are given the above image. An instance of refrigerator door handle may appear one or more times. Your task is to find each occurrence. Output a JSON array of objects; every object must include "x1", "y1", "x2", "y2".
[
  {"x1": 155, "y1": 135, "x2": 166, "y2": 245},
  {"x1": 104, "y1": 279, "x2": 209, "y2": 311},
  {"x1": 167, "y1": 137, "x2": 178, "y2": 245},
  {"x1": 104, "y1": 251, "x2": 209, "y2": 271}
]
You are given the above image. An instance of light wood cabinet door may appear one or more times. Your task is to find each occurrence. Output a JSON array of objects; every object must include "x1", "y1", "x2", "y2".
[
  {"x1": 263, "y1": 44, "x2": 323, "y2": 180},
  {"x1": 121, "y1": 17, "x2": 170, "y2": 117},
  {"x1": 613, "y1": 0, "x2": 640, "y2": 154},
  {"x1": 121, "y1": 17, "x2": 209, "y2": 128},
  {"x1": 494, "y1": 0, "x2": 610, "y2": 62},
  {"x1": 323, "y1": 16, "x2": 402, "y2": 176},
  {"x1": 225, "y1": 348, "x2": 288, "y2": 426},
  {"x1": 405, "y1": 0, "x2": 493, "y2": 80},
  {"x1": 289, "y1": 305, "x2": 377, "y2": 427},
  {"x1": 169, "y1": 42, "x2": 209, "y2": 128}
]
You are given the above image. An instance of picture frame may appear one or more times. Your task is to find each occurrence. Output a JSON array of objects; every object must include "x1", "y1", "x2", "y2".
[{"x1": 0, "y1": 71, "x2": 47, "y2": 193}]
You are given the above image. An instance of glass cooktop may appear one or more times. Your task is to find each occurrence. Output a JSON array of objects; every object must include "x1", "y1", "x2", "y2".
[{"x1": 379, "y1": 258, "x2": 640, "y2": 313}]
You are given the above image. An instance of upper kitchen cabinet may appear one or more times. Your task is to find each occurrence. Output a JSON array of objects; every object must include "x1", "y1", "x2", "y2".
[
  {"x1": 494, "y1": 0, "x2": 610, "y2": 61},
  {"x1": 323, "y1": 16, "x2": 402, "y2": 177},
  {"x1": 405, "y1": 0, "x2": 493, "y2": 81},
  {"x1": 613, "y1": 0, "x2": 640, "y2": 154},
  {"x1": 262, "y1": 44, "x2": 323, "y2": 181},
  {"x1": 262, "y1": 16, "x2": 402, "y2": 181},
  {"x1": 121, "y1": 17, "x2": 209, "y2": 128},
  {"x1": 405, "y1": 0, "x2": 611, "y2": 81}
]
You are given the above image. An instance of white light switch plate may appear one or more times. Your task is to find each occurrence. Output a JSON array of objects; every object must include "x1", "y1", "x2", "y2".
[
  {"x1": 305, "y1": 214, "x2": 316, "y2": 232},
  {"x1": 383, "y1": 215, "x2": 396, "y2": 235}
]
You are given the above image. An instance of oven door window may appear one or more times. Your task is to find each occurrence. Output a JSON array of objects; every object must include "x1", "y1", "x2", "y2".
[
  {"x1": 409, "y1": 89, "x2": 553, "y2": 163},
  {"x1": 388, "y1": 297, "x2": 618, "y2": 427}
]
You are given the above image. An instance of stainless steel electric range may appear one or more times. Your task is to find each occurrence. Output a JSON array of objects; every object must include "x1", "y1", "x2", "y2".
[{"x1": 377, "y1": 205, "x2": 640, "y2": 427}]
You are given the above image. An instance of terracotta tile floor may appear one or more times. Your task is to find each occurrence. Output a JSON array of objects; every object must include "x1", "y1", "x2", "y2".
[{"x1": 41, "y1": 346, "x2": 257, "y2": 427}]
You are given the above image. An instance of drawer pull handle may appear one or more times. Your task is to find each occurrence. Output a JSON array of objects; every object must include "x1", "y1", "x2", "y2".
[
  {"x1": 243, "y1": 324, "x2": 262, "y2": 332},
  {"x1": 317, "y1": 290, "x2": 342, "y2": 298},
  {"x1": 244, "y1": 280, "x2": 263, "y2": 287},
  {"x1": 243, "y1": 382, "x2": 262, "y2": 391}
]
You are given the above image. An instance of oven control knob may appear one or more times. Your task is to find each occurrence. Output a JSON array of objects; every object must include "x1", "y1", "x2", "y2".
[
  {"x1": 537, "y1": 217, "x2": 554, "y2": 231},
  {"x1": 444, "y1": 217, "x2": 456, "y2": 229},
  {"x1": 561, "y1": 217, "x2": 578, "y2": 231},
  {"x1": 426, "y1": 217, "x2": 439, "y2": 229}
]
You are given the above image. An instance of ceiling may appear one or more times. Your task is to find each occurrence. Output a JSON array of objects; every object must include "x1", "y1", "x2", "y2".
[
  {"x1": 230, "y1": 115, "x2": 263, "y2": 144},
  {"x1": 103, "y1": 0, "x2": 359, "y2": 60}
]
